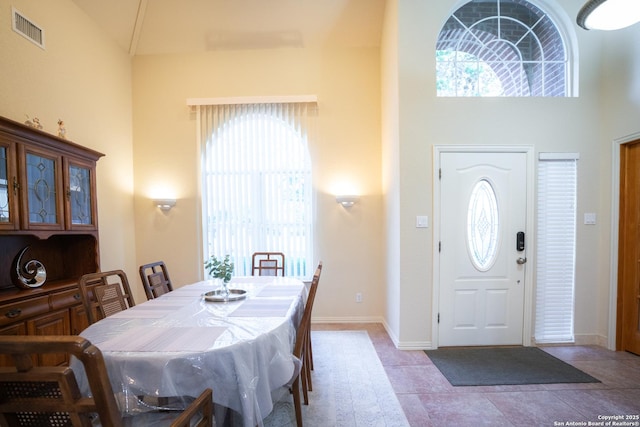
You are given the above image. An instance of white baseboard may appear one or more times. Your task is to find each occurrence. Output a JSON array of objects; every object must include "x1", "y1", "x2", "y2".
[
  {"x1": 575, "y1": 333, "x2": 609, "y2": 348},
  {"x1": 310, "y1": 317, "x2": 434, "y2": 350},
  {"x1": 311, "y1": 318, "x2": 614, "y2": 351},
  {"x1": 311, "y1": 316, "x2": 384, "y2": 324},
  {"x1": 536, "y1": 334, "x2": 610, "y2": 349},
  {"x1": 312, "y1": 318, "x2": 610, "y2": 351},
  {"x1": 381, "y1": 319, "x2": 399, "y2": 345},
  {"x1": 380, "y1": 318, "x2": 434, "y2": 350},
  {"x1": 396, "y1": 341, "x2": 434, "y2": 350}
]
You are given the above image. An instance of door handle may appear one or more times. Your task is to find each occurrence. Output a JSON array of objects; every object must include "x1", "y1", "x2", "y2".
[{"x1": 517, "y1": 257, "x2": 527, "y2": 265}]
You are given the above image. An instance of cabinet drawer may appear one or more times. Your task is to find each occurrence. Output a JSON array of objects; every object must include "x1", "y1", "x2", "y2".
[
  {"x1": 50, "y1": 289, "x2": 83, "y2": 310},
  {"x1": 0, "y1": 296, "x2": 49, "y2": 327}
]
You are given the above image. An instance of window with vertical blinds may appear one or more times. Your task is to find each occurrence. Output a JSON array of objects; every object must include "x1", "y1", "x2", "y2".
[
  {"x1": 535, "y1": 153, "x2": 578, "y2": 343},
  {"x1": 197, "y1": 101, "x2": 315, "y2": 278}
]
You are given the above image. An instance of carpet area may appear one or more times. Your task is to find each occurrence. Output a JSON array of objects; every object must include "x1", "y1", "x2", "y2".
[
  {"x1": 425, "y1": 346, "x2": 600, "y2": 387},
  {"x1": 263, "y1": 331, "x2": 409, "y2": 427}
]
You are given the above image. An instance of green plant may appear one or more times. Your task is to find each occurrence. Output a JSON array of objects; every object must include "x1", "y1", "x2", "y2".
[{"x1": 204, "y1": 254, "x2": 234, "y2": 283}]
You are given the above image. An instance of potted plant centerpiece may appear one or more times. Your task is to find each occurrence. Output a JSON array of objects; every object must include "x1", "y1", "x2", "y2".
[{"x1": 205, "y1": 254, "x2": 234, "y2": 296}]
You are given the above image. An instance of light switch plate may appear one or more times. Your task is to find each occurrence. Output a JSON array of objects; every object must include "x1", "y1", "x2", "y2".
[
  {"x1": 416, "y1": 215, "x2": 429, "y2": 228},
  {"x1": 584, "y1": 213, "x2": 596, "y2": 225}
]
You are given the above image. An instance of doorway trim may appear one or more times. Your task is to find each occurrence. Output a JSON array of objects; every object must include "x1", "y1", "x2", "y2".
[
  {"x1": 432, "y1": 145, "x2": 535, "y2": 349},
  {"x1": 609, "y1": 131, "x2": 640, "y2": 350}
]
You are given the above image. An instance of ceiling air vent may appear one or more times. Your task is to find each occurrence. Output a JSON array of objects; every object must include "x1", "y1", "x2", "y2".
[{"x1": 12, "y1": 7, "x2": 45, "y2": 49}]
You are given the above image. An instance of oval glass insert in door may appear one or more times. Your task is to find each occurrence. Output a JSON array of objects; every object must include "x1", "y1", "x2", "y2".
[{"x1": 466, "y1": 178, "x2": 500, "y2": 271}]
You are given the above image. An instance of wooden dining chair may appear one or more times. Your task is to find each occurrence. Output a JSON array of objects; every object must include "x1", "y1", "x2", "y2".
[
  {"x1": 139, "y1": 261, "x2": 174, "y2": 300},
  {"x1": 0, "y1": 335, "x2": 213, "y2": 427},
  {"x1": 290, "y1": 262, "x2": 321, "y2": 427},
  {"x1": 304, "y1": 261, "x2": 322, "y2": 390},
  {"x1": 251, "y1": 252, "x2": 285, "y2": 276},
  {"x1": 78, "y1": 269, "x2": 136, "y2": 325}
]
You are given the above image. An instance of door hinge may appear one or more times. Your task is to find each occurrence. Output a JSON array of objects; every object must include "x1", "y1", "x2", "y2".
[
  {"x1": 439, "y1": 241, "x2": 441, "y2": 252},
  {"x1": 437, "y1": 313, "x2": 440, "y2": 324},
  {"x1": 439, "y1": 168, "x2": 442, "y2": 180}
]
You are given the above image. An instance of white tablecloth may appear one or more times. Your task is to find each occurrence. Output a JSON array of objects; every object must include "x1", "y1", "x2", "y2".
[{"x1": 71, "y1": 276, "x2": 306, "y2": 427}]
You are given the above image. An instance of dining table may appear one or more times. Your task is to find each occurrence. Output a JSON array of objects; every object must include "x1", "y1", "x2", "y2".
[{"x1": 71, "y1": 276, "x2": 307, "y2": 427}]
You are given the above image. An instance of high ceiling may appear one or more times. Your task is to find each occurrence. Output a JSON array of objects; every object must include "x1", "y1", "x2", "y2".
[{"x1": 71, "y1": 0, "x2": 387, "y2": 56}]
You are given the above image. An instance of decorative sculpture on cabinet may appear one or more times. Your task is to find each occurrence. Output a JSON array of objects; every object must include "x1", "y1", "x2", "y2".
[{"x1": 11, "y1": 246, "x2": 46, "y2": 289}]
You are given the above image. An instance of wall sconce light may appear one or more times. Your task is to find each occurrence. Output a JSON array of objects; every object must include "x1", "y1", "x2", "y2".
[
  {"x1": 577, "y1": 0, "x2": 640, "y2": 30},
  {"x1": 153, "y1": 198, "x2": 176, "y2": 211},
  {"x1": 336, "y1": 195, "x2": 359, "y2": 208}
]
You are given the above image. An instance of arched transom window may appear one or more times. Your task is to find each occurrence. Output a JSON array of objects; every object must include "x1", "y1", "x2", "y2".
[{"x1": 437, "y1": 0, "x2": 570, "y2": 97}]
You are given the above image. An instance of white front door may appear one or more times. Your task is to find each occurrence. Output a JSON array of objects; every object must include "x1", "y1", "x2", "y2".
[{"x1": 438, "y1": 151, "x2": 528, "y2": 347}]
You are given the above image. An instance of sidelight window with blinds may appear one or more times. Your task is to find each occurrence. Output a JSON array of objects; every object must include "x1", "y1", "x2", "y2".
[
  {"x1": 196, "y1": 100, "x2": 316, "y2": 278},
  {"x1": 535, "y1": 153, "x2": 578, "y2": 343}
]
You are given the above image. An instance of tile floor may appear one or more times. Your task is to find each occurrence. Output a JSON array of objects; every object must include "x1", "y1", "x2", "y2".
[{"x1": 313, "y1": 323, "x2": 640, "y2": 427}]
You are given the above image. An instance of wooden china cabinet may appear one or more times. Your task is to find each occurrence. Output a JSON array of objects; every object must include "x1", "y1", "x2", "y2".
[{"x1": 0, "y1": 116, "x2": 103, "y2": 366}]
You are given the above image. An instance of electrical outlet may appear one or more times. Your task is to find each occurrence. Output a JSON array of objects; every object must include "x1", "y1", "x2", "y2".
[{"x1": 356, "y1": 293, "x2": 362, "y2": 303}]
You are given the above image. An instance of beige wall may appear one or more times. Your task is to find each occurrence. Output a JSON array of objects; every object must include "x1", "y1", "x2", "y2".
[
  {"x1": 0, "y1": 0, "x2": 137, "y2": 290},
  {"x1": 131, "y1": 48, "x2": 384, "y2": 317}
]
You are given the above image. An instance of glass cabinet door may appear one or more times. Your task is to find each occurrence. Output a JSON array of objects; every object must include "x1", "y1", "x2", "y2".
[
  {"x1": 0, "y1": 141, "x2": 18, "y2": 230},
  {"x1": 68, "y1": 162, "x2": 93, "y2": 226},
  {"x1": 25, "y1": 150, "x2": 63, "y2": 229},
  {"x1": 0, "y1": 146, "x2": 9, "y2": 223}
]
